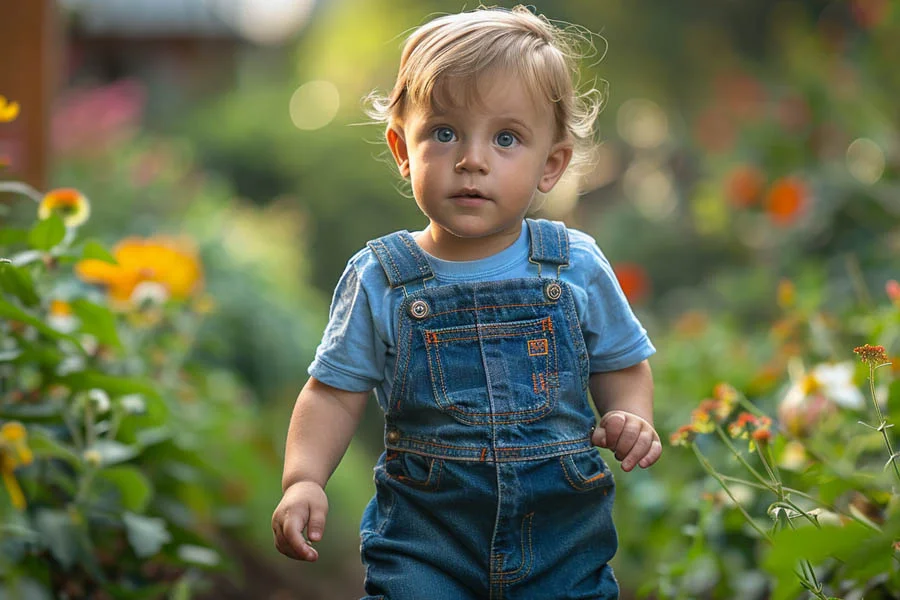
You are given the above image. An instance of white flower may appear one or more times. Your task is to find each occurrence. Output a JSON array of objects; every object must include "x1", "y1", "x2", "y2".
[
  {"x1": 119, "y1": 394, "x2": 146, "y2": 414},
  {"x1": 87, "y1": 388, "x2": 111, "y2": 413},
  {"x1": 778, "y1": 359, "x2": 864, "y2": 436}
]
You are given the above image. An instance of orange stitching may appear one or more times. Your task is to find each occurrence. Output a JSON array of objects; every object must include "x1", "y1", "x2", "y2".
[
  {"x1": 480, "y1": 448, "x2": 487, "y2": 462},
  {"x1": 527, "y1": 338, "x2": 549, "y2": 356},
  {"x1": 429, "y1": 301, "x2": 552, "y2": 318}
]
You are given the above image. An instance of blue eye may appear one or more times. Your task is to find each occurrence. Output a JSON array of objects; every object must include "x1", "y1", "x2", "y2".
[
  {"x1": 496, "y1": 132, "x2": 517, "y2": 148},
  {"x1": 433, "y1": 127, "x2": 456, "y2": 143}
]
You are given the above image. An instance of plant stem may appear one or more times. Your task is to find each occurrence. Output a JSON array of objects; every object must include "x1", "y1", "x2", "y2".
[
  {"x1": 692, "y1": 443, "x2": 771, "y2": 542},
  {"x1": 865, "y1": 364, "x2": 900, "y2": 484},
  {"x1": 714, "y1": 424, "x2": 771, "y2": 487}
]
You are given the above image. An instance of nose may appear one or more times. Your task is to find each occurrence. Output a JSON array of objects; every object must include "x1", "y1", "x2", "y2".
[{"x1": 455, "y1": 142, "x2": 489, "y2": 174}]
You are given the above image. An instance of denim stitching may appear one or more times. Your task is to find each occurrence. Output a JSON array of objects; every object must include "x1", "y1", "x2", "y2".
[
  {"x1": 398, "y1": 233, "x2": 433, "y2": 279},
  {"x1": 425, "y1": 316, "x2": 552, "y2": 338},
  {"x1": 391, "y1": 320, "x2": 413, "y2": 411},
  {"x1": 429, "y1": 301, "x2": 553, "y2": 318},
  {"x1": 559, "y1": 453, "x2": 612, "y2": 491},
  {"x1": 496, "y1": 512, "x2": 535, "y2": 583},
  {"x1": 424, "y1": 319, "x2": 557, "y2": 422},
  {"x1": 371, "y1": 239, "x2": 403, "y2": 286}
]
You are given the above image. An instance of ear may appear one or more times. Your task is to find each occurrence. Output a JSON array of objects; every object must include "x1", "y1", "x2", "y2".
[
  {"x1": 537, "y1": 142, "x2": 574, "y2": 193},
  {"x1": 386, "y1": 126, "x2": 410, "y2": 178}
]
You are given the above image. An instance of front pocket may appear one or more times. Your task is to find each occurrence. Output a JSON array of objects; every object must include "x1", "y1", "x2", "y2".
[
  {"x1": 423, "y1": 316, "x2": 558, "y2": 425},
  {"x1": 384, "y1": 451, "x2": 443, "y2": 491},
  {"x1": 560, "y1": 449, "x2": 615, "y2": 492}
]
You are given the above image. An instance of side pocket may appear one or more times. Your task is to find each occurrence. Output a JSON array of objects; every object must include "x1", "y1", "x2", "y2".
[
  {"x1": 384, "y1": 451, "x2": 443, "y2": 491},
  {"x1": 361, "y1": 464, "x2": 395, "y2": 538},
  {"x1": 559, "y1": 449, "x2": 614, "y2": 492}
]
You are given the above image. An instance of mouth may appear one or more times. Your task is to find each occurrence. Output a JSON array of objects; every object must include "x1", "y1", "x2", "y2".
[{"x1": 451, "y1": 189, "x2": 490, "y2": 202}]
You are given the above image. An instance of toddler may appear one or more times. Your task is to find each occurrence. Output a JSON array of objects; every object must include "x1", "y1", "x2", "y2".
[{"x1": 272, "y1": 6, "x2": 661, "y2": 599}]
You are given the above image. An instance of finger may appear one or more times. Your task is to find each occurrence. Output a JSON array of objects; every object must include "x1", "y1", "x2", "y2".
[
  {"x1": 612, "y1": 420, "x2": 642, "y2": 461},
  {"x1": 638, "y1": 439, "x2": 663, "y2": 469},
  {"x1": 621, "y1": 429, "x2": 655, "y2": 472},
  {"x1": 591, "y1": 425, "x2": 606, "y2": 447},
  {"x1": 273, "y1": 527, "x2": 302, "y2": 561},
  {"x1": 284, "y1": 512, "x2": 319, "y2": 562},
  {"x1": 598, "y1": 412, "x2": 626, "y2": 449},
  {"x1": 306, "y1": 497, "x2": 329, "y2": 543}
]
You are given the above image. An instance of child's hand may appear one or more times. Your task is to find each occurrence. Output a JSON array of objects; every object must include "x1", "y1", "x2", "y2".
[
  {"x1": 272, "y1": 481, "x2": 329, "y2": 561},
  {"x1": 592, "y1": 410, "x2": 662, "y2": 472}
]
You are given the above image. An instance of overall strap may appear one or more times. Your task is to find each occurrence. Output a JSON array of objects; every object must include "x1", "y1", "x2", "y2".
[
  {"x1": 526, "y1": 218, "x2": 570, "y2": 277},
  {"x1": 366, "y1": 230, "x2": 435, "y2": 295}
]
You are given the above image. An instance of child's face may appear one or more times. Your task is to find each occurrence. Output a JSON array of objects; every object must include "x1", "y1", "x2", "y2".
[{"x1": 387, "y1": 74, "x2": 572, "y2": 259}]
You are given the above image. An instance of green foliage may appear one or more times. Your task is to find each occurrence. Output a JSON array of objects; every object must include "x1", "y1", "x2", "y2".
[{"x1": 0, "y1": 182, "x2": 247, "y2": 596}]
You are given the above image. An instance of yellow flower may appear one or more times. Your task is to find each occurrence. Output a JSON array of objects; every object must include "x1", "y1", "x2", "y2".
[
  {"x1": 1, "y1": 421, "x2": 34, "y2": 510},
  {"x1": 38, "y1": 188, "x2": 91, "y2": 227},
  {"x1": 75, "y1": 236, "x2": 203, "y2": 309},
  {"x1": 0, "y1": 96, "x2": 20, "y2": 122}
]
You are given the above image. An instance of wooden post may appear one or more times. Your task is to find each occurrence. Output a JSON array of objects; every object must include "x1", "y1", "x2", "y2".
[{"x1": 0, "y1": 0, "x2": 58, "y2": 190}]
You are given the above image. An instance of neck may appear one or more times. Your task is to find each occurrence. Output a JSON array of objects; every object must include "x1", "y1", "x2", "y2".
[{"x1": 416, "y1": 223, "x2": 523, "y2": 261}]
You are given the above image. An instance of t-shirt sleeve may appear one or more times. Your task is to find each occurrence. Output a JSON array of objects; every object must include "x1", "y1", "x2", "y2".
[
  {"x1": 578, "y1": 242, "x2": 656, "y2": 372},
  {"x1": 307, "y1": 260, "x2": 386, "y2": 392}
]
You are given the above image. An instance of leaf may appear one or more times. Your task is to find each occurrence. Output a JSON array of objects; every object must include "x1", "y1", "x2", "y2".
[
  {"x1": 80, "y1": 239, "x2": 117, "y2": 264},
  {"x1": 57, "y1": 372, "x2": 160, "y2": 399},
  {"x1": 70, "y1": 299, "x2": 122, "y2": 350},
  {"x1": 97, "y1": 466, "x2": 152, "y2": 512},
  {"x1": 0, "y1": 227, "x2": 29, "y2": 247},
  {"x1": 33, "y1": 509, "x2": 80, "y2": 569},
  {"x1": 28, "y1": 214, "x2": 66, "y2": 251},
  {"x1": 0, "y1": 261, "x2": 39, "y2": 307},
  {"x1": 87, "y1": 440, "x2": 140, "y2": 465},
  {"x1": 762, "y1": 521, "x2": 898, "y2": 600},
  {"x1": 122, "y1": 512, "x2": 171, "y2": 558},
  {"x1": 27, "y1": 429, "x2": 81, "y2": 464},
  {"x1": 0, "y1": 296, "x2": 85, "y2": 350}
]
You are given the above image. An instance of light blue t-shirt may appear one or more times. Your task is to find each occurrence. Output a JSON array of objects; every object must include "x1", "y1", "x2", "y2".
[{"x1": 309, "y1": 221, "x2": 655, "y2": 404}]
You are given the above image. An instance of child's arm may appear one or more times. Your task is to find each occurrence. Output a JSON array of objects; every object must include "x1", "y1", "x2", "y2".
[
  {"x1": 272, "y1": 376, "x2": 369, "y2": 561},
  {"x1": 589, "y1": 360, "x2": 662, "y2": 472}
]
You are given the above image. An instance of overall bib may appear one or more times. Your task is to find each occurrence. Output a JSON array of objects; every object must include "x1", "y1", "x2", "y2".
[{"x1": 360, "y1": 219, "x2": 618, "y2": 600}]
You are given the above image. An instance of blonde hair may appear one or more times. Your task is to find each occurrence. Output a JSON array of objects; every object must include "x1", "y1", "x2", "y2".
[{"x1": 366, "y1": 5, "x2": 605, "y2": 176}]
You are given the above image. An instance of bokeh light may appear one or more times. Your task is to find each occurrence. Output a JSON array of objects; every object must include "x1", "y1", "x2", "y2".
[
  {"x1": 617, "y1": 99, "x2": 669, "y2": 149},
  {"x1": 289, "y1": 81, "x2": 340, "y2": 131},
  {"x1": 846, "y1": 138, "x2": 885, "y2": 185},
  {"x1": 238, "y1": 0, "x2": 315, "y2": 45},
  {"x1": 623, "y1": 160, "x2": 677, "y2": 222}
]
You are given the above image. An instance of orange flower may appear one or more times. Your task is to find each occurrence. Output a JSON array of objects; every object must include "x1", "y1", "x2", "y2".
[
  {"x1": 765, "y1": 177, "x2": 808, "y2": 226},
  {"x1": 0, "y1": 96, "x2": 20, "y2": 122},
  {"x1": 777, "y1": 278, "x2": 795, "y2": 309},
  {"x1": 854, "y1": 344, "x2": 889, "y2": 367},
  {"x1": 75, "y1": 236, "x2": 203, "y2": 308},
  {"x1": 613, "y1": 263, "x2": 650, "y2": 304},
  {"x1": 712, "y1": 383, "x2": 739, "y2": 419},
  {"x1": 727, "y1": 412, "x2": 773, "y2": 452},
  {"x1": 38, "y1": 188, "x2": 91, "y2": 227},
  {"x1": 886, "y1": 280, "x2": 900, "y2": 306},
  {"x1": 670, "y1": 425, "x2": 696, "y2": 447},
  {"x1": 725, "y1": 165, "x2": 765, "y2": 208},
  {"x1": 0, "y1": 421, "x2": 33, "y2": 510}
]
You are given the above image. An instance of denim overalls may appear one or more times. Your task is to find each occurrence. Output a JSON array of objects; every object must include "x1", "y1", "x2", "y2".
[{"x1": 360, "y1": 219, "x2": 618, "y2": 600}]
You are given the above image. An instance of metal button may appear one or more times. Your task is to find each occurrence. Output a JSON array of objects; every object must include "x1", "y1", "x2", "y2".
[
  {"x1": 409, "y1": 299, "x2": 430, "y2": 319},
  {"x1": 386, "y1": 429, "x2": 400, "y2": 443},
  {"x1": 545, "y1": 282, "x2": 562, "y2": 301}
]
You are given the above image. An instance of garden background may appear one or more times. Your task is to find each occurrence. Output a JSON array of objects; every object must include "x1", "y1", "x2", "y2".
[{"x1": 1, "y1": 0, "x2": 899, "y2": 598}]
